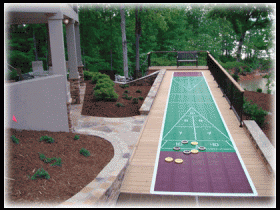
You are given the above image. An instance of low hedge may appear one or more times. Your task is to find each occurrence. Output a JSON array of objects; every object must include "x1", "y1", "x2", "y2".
[{"x1": 94, "y1": 87, "x2": 119, "y2": 101}]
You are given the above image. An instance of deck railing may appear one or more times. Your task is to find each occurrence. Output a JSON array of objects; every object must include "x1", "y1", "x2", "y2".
[{"x1": 207, "y1": 52, "x2": 244, "y2": 127}]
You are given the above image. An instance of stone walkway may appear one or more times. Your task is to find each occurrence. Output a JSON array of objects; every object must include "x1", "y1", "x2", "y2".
[{"x1": 69, "y1": 82, "x2": 147, "y2": 154}]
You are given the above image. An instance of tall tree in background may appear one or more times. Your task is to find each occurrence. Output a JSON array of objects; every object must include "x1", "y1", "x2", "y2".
[
  {"x1": 135, "y1": 5, "x2": 142, "y2": 78},
  {"x1": 208, "y1": 4, "x2": 272, "y2": 63},
  {"x1": 120, "y1": 5, "x2": 129, "y2": 79}
]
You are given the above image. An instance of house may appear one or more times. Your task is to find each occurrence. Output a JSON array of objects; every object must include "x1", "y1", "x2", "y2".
[{"x1": 5, "y1": 3, "x2": 84, "y2": 132}]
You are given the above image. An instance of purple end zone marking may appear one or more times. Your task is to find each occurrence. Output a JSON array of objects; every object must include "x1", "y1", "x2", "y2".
[
  {"x1": 174, "y1": 72, "x2": 203, "y2": 77},
  {"x1": 154, "y1": 151, "x2": 253, "y2": 194}
]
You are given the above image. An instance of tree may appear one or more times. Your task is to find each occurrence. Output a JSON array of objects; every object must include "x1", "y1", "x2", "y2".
[
  {"x1": 208, "y1": 4, "x2": 273, "y2": 63},
  {"x1": 135, "y1": 5, "x2": 142, "y2": 78},
  {"x1": 120, "y1": 5, "x2": 129, "y2": 79}
]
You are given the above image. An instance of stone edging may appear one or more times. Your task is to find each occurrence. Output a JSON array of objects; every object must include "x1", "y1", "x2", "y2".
[
  {"x1": 59, "y1": 131, "x2": 130, "y2": 207},
  {"x1": 243, "y1": 120, "x2": 275, "y2": 175},
  {"x1": 139, "y1": 69, "x2": 166, "y2": 115}
]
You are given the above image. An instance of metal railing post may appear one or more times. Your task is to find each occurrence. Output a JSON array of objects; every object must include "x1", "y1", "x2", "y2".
[{"x1": 239, "y1": 91, "x2": 244, "y2": 127}]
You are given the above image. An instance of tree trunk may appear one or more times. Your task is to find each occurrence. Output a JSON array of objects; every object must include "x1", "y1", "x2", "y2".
[
  {"x1": 135, "y1": 6, "x2": 142, "y2": 79},
  {"x1": 120, "y1": 5, "x2": 129, "y2": 79},
  {"x1": 235, "y1": 32, "x2": 246, "y2": 75},
  {"x1": 236, "y1": 32, "x2": 246, "y2": 62}
]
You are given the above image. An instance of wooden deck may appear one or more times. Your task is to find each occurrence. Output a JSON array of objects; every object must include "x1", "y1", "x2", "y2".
[{"x1": 120, "y1": 68, "x2": 275, "y2": 198}]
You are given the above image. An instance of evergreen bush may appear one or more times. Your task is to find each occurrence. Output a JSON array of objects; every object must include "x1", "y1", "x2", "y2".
[
  {"x1": 80, "y1": 148, "x2": 90, "y2": 157},
  {"x1": 94, "y1": 87, "x2": 118, "y2": 101}
]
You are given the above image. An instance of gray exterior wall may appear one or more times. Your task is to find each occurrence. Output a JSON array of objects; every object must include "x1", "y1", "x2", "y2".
[{"x1": 5, "y1": 75, "x2": 69, "y2": 132}]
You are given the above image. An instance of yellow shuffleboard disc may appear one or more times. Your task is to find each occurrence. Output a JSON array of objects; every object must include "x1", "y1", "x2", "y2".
[
  {"x1": 174, "y1": 158, "x2": 184, "y2": 164},
  {"x1": 165, "y1": 157, "x2": 174, "y2": 163},
  {"x1": 191, "y1": 149, "x2": 199, "y2": 154},
  {"x1": 191, "y1": 141, "x2": 198, "y2": 145}
]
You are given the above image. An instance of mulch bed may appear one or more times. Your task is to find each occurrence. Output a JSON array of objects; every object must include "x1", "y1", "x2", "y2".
[
  {"x1": 81, "y1": 80, "x2": 153, "y2": 117},
  {"x1": 5, "y1": 128, "x2": 114, "y2": 206}
]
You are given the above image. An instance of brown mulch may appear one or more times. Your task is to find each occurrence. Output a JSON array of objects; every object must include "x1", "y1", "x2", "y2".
[
  {"x1": 5, "y1": 128, "x2": 114, "y2": 206},
  {"x1": 81, "y1": 80, "x2": 153, "y2": 117}
]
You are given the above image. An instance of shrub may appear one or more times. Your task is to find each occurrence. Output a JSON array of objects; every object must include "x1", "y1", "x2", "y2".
[
  {"x1": 122, "y1": 93, "x2": 132, "y2": 100},
  {"x1": 94, "y1": 87, "x2": 119, "y2": 101},
  {"x1": 95, "y1": 78, "x2": 115, "y2": 87},
  {"x1": 93, "y1": 82, "x2": 114, "y2": 92},
  {"x1": 11, "y1": 135, "x2": 19, "y2": 144},
  {"x1": 80, "y1": 148, "x2": 90, "y2": 157},
  {"x1": 243, "y1": 66, "x2": 252, "y2": 73},
  {"x1": 39, "y1": 153, "x2": 46, "y2": 161},
  {"x1": 74, "y1": 135, "x2": 80, "y2": 140},
  {"x1": 256, "y1": 88, "x2": 262, "y2": 93},
  {"x1": 39, "y1": 153, "x2": 62, "y2": 166},
  {"x1": 119, "y1": 84, "x2": 129, "y2": 89},
  {"x1": 243, "y1": 98, "x2": 268, "y2": 127},
  {"x1": 132, "y1": 98, "x2": 139, "y2": 104},
  {"x1": 231, "y1": 74, "x2": 240, "y2": 82},
  {"x1": 124, "y1": 90, "x2": 129, "y2": 93},
  {"x1": 31, "y1": 167, "x2": 50, "y2": 180},
  {"x1": 91, "y1": 72, "x2": 110, "y2": 84},
  {"x1": 116, "y1": 102, "x2": 125, "y2": 107},
  {"x1": 138, "y1": 96, "x2": 144, "y2": 100},
  {"x1": 39, "y1": 136, "x2": 54, "y2": 143},
  {"x1": 83, "y1": 71, "x2": 95, "y2": 81},
  {"x1": 136, "y1": 89, "x2": 142, "y2": 93}
]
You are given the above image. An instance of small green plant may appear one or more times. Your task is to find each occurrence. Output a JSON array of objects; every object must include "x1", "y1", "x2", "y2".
[
  {"x1": 39, "y1": 153, "x2": 46, "y2": 161},
  {"x1": 31, "y1": 167, "x2": 50, "y2": 180},
  {"x1": 124, "y1": 90, "x2": 129, "y2": 93},
  {"x1": 40, "y1": 135, "x2": 54, "y2": 143},
  {"x1": 138, "y1": 96, "x2": 144, "y2": 100},
  {"x1": 132, "y1": 98, "x2": 139, "y2": 104},
  {"x1": 38, "y1": 153, "x2": 62, "y2": 166},
  {"x1": 50, "y1": 157, "x2": 62, "y2": 166},
  {"x1": 122, "y1": 93, "x2": 132, "y2": 100},
  {"x1": 11, "y1": 135, "x2": 19, "y2": 144},
  {"x1": 116, "y1": 102, "x2": 125, "y2": 107},
  {"x1": 80, "y1": 148, "x2": 90, "y2": 157},
  {"x1": 74, "y1": 135, "x2": 80, "y2": 140},
  {"x1": 119, "y1": 84, "x2": 129, "y2": 89},
  {"x1": 136, "y1": 89, "x2": 142, "y2": 93},
  {"x1": 256, "y1": 88, "x2": 262, "y2": 93}
]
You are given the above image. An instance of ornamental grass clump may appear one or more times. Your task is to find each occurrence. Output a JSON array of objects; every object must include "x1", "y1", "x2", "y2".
[
  {"x1": 31, "y1": 167, "x2": 50, "y2": 180},
  {"x1": 80, "y1": 148, "x2": 90, "y2": 157}
]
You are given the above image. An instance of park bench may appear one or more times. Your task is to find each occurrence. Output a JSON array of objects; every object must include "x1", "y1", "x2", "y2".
[{"x1": 177, "y1": 51, "x2": 198, "y2": 67}]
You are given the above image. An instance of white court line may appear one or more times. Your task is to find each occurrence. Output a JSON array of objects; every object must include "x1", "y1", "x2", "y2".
[{"x1": 192, "y1": 116, "x2": 197, "y2": 141}]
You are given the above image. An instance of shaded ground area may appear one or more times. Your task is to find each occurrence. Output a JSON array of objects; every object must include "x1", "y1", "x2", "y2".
[
  {"x1": 81, "y1": 80, "x2": 153, "y2": 117},
  {"x1": 5, "y1": 128, "x2": 114, "y2": 206}
]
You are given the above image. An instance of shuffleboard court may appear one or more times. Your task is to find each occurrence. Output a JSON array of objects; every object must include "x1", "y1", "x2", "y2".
[{"x1": 150, "y1": 71, "x2": 258, "y2": 196}]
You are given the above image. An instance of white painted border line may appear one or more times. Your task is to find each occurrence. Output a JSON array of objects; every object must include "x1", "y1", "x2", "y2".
[
  {"x1": 150, "y1": 71, "x2": 258, "y2": 196},
  {"x1": 150, "y1": 72, "x2": 174, "y2": 195}
]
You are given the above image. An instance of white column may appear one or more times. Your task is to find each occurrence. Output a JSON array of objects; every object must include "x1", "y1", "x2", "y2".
[
  {"x1": 66, "y1": 19, "x2": 79, "y2": 79},
  {"x1": 47, "y1": 15, "x2": 67, "y2": 77},
  {"x1": 74, "y1": 22, "x2": 83, "y2": 66}
]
